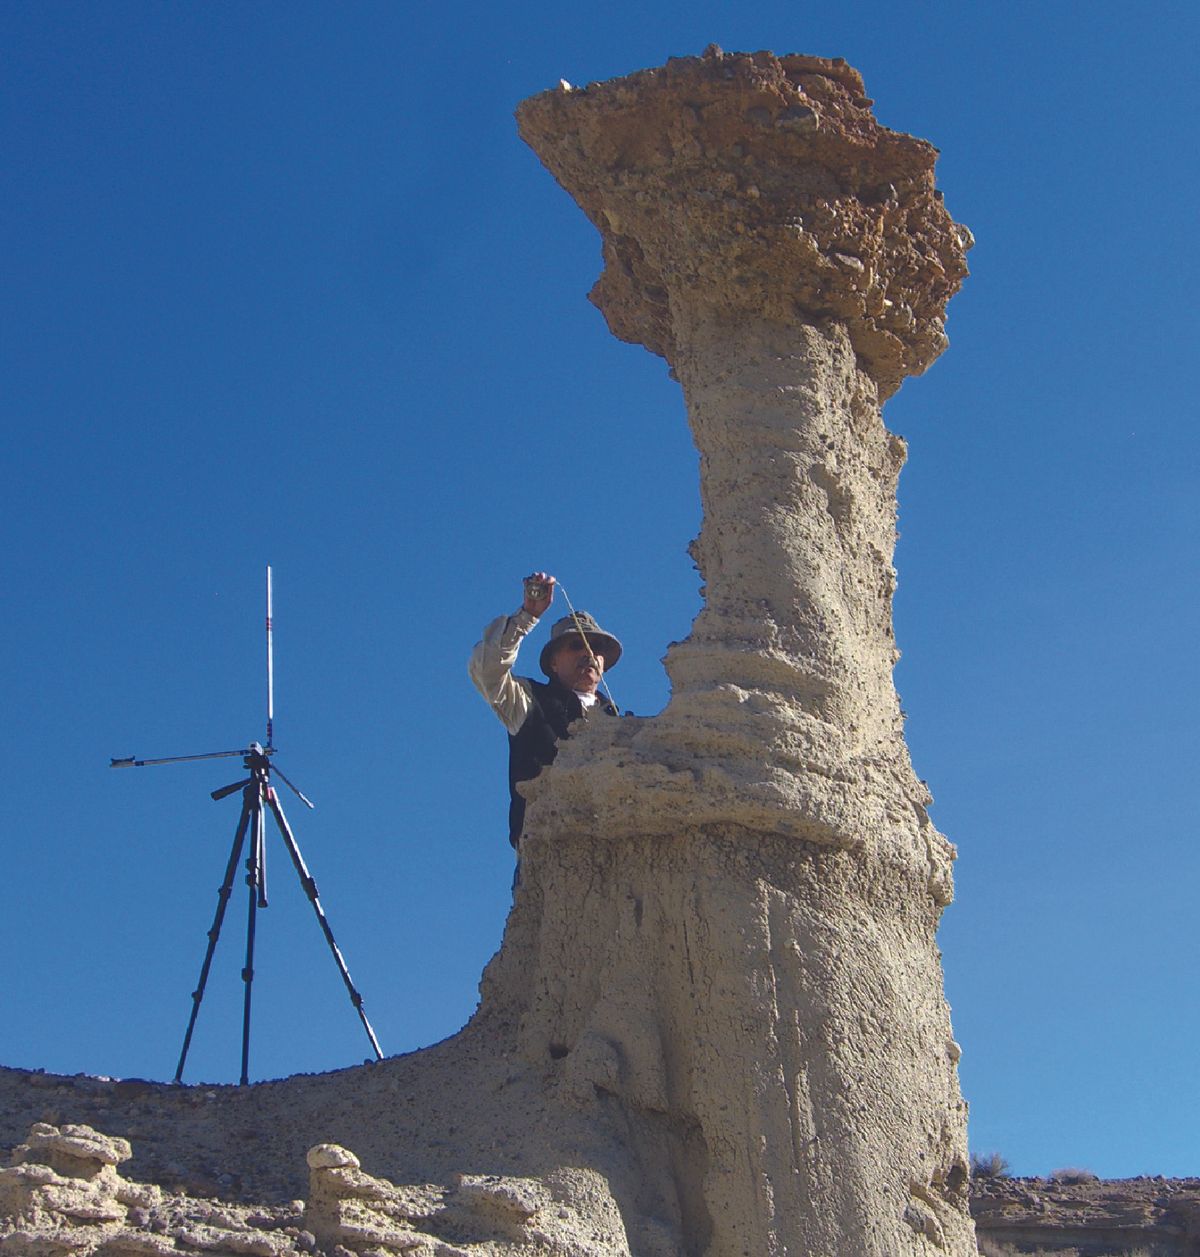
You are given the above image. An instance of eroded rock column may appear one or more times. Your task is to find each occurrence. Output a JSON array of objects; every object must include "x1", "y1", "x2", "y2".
[{"x1": 487, "y1": 48, "x2": 977, "y2": 1257}]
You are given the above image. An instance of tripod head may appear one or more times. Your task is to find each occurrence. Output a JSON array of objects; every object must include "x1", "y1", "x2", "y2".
[
  {"x1": 207, "y1": 743, "x2": 314, "y2": 809},
  {"x1": 111, "y1": 741, "x2": 314, "y2": 809}
]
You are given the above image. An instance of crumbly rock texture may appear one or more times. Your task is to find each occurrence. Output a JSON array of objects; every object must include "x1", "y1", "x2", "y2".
[
  {"x1": 506, "y1": 45, "x2": 974, "y2": 1257},
  {"x1": 0, "y1": 1123, "x2": 623, "y2": 1257},
  {"x1": 4, "y1": 48, "x2": 976, "y2": 1257}
]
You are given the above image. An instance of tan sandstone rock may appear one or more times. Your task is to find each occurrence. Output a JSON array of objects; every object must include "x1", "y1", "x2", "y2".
[
  {"x1": 484, "y1": 45, "x2": 976, "y2": 1257},
  {"x1": 0, "y1": 1122, "x2": 297, "y2": 1257}
]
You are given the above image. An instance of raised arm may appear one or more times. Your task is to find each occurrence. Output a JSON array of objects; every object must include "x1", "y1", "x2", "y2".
[{"x1": 467, "y1": 573, "x2": 555, "y2": 734}]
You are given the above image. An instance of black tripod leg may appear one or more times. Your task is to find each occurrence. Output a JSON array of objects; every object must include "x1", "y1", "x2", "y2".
[
  {"x1": 239, "y1": 794, "x2": 265, "y2": 1086},
  {"x1": 264, "y1": 788, "x2": 384, "y2": 1061},
  {"x1": 174, "y1": 791, "x2": 253, "y2": 1085},
  {"x1": 257, "y1": 799, "x2": 269, "y2": 908}
]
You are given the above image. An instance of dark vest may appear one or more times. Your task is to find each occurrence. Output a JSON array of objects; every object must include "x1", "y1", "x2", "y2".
[{"x1": 507, "y1": 678, "x2": 616, "y2": 846}]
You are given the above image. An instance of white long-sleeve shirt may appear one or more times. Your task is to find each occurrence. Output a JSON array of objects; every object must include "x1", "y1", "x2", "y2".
[{"x1": 468, "y1": 609, "x2": 541, "y2": 735}]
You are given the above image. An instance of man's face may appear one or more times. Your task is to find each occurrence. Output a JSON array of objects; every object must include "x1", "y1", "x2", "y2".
[{"x1": 549, "y1": 635, "x2": 605, "y2": 694}]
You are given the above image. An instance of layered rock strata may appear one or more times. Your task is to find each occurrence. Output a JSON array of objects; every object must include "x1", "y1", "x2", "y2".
[
  {"x1": 971, "y1": 1173, "x2": 1200, "y2": 1256},
  {"x1": 3, "y1": 48, "x2": 973, "y2": 1257}
]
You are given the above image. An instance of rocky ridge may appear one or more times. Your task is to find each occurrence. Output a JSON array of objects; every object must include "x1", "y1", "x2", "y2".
[{"x1": 972, "y1": 1174, "x2": 1200, "y2": 1256}]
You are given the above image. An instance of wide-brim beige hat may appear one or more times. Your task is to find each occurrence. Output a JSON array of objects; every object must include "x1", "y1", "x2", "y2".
[{"x1": 539, "y1": 611, "x2": 622, "y2": 677}]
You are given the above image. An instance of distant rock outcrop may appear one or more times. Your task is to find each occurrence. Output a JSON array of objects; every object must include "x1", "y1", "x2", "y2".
[
  {"x1": 4, "y1": 47, "x2": 980, "y2": 1257},
  {"x1": 972, "y1": 1173, "x2": 1200, "y2": 1256}
]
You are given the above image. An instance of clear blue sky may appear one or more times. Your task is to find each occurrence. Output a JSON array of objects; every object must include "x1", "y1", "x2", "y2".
[{"x1": 3, "y1": 1, "x2": 1197, "y2": 1180}]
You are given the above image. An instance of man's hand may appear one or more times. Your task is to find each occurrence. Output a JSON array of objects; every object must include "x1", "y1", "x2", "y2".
[{"x1": 522, "y1": 571, "x2": 556, "y2": 618}]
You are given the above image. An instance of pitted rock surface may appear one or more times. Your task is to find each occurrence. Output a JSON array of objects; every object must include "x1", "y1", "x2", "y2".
[
  {"x1": 517, "y1": 46, "x2": 971, "y2": 396},
  {"x1": 507, "y1": 53, "x2": 975, "y2": 1253}
]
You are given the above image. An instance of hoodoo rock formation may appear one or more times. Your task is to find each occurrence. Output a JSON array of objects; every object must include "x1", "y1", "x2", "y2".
[
  {"x1": 4, "y1": 49, "x2": 975, "y2": 1257},
  {"x1": 497, "y1": 46, "x2": 974, "y2": 1257}
]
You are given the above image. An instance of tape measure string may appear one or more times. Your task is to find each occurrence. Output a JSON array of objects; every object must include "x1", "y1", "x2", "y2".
[{"x1": 555, "y1": 581, "x2": 620, "y2": 715}]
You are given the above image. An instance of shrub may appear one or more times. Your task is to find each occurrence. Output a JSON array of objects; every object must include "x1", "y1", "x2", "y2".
[
  {"x1": 1048, "y1": 1167, "x2": 1099, "y2": 1184},
  {"x1": 970, "y1": 1152, "x2": 1011, "y2": 1179}
]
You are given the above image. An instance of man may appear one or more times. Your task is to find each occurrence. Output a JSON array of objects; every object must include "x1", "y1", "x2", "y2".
[{"x1": 469, "y1": 572, "x2": 621, "y2": 847}]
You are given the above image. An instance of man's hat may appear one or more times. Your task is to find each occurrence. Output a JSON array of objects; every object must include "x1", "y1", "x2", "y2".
[{"x1": 539, "y1": 611, "x2": 623, "y2": 677}]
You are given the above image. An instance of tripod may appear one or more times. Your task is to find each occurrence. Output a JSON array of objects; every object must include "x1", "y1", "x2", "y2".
[
  {"x1": 169, "y1": 741, "x2": 383, "y2": 1084},
  {"x1": 112, "y1": 567, "x2": 381, "y2": 1083}
]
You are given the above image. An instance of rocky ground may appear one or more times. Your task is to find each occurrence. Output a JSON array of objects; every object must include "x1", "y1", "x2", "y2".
[
  {"x1": 2, "y1": 1090, "x2": 1197, "y2": 1257},
  {"x1": 0, "y1": 1116, "x2": 625, "y2": 1257}
]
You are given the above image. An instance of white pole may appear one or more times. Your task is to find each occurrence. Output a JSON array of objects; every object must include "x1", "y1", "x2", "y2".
[{"x1": 265, "y1": 565, "x2": 275, "y2": 749}]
